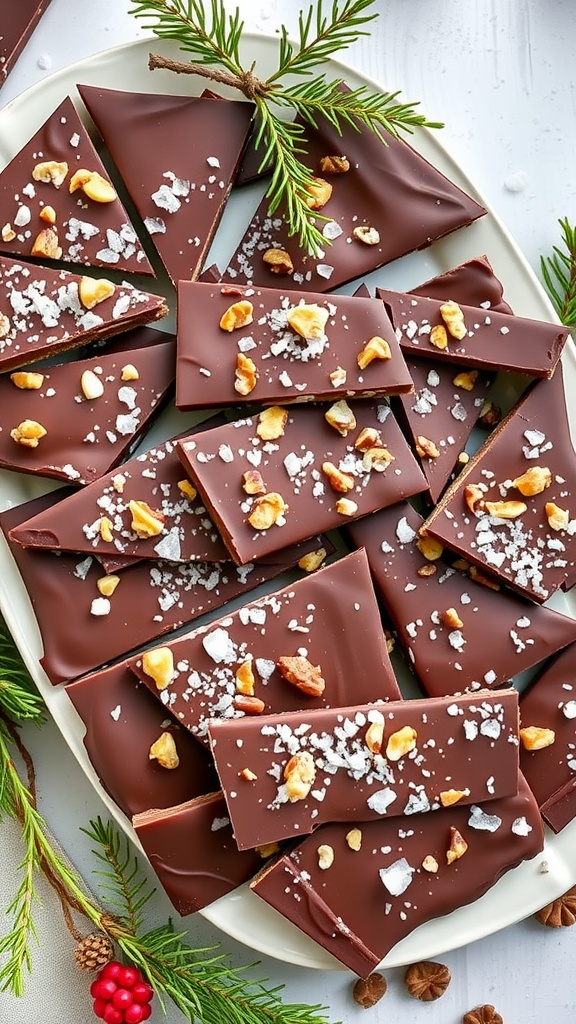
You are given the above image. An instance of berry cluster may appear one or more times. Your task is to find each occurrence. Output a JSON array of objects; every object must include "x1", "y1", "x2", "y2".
[{"x1": 90, "y1": 961, "x2": 154, "y2": 1023}]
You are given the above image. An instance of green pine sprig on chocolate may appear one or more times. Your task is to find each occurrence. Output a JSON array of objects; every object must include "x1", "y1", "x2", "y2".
[
  {"x1": 541, "y1": 217, "x2": 576, "y2": 328},
  {"x1": 129, "y1": 0, "x2": 442, "y2": 254}
]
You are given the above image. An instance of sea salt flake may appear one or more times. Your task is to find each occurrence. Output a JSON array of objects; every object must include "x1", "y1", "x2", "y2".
[
  {"x1": 379, "y1": 857, "x2": 415, "y2": 896},
  {"x1": 468, "y1": 805, "x2": 502, "y2": 832}
]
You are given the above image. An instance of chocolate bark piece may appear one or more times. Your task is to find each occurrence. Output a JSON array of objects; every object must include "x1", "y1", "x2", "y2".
[
  {"x1": 65, "y1": 660, "x2": 218, "y2": 818},
  {"x1": 76, "y1": 85, "x2": 254, "y2": 286},
  {"x1": 207, "y1": 689, "x2": 520, "y2": 850},
  {"x1": 422, "y1": 365, "x2": 576, "y2": 602},
  {"x1": 175, "y1": 281, "x2": 413, "y2": 410},
  {"x1": 129, "y1": 550, "x2": 401, "y2": 746},
  {"x1": 9, "y1": 416, "x2": 230, "y2": 564},
  {"x1": 176, "y1": 399, "x2": 427, "y2": 565},
  {"x1": 222, "y1": 96, "x2": 485, "y2": 293},
  {"x1": 0, "y1": 0, "x2": 53, "y2": 87},
  {"x1": 379, "y1": 289, "x2": 568, "y2": 379},
  {"x1": 348, "y1": 502, "x2": 576, "y2": 698},
  {"x1": 519, "y1": 641, "x2": 576, "y2": 832},
  {"x1": 0, "y1": 329, "x2": 175, "y2": 485},
  {"x1": 133, "y1": 792, "x2": 265, "y2": 916},
  {"x1": 0, "y1": 255, "x2": 167, "y2": 373},
  {"x1": 0, "y1": 491, "x2": 330, "y2": 685},
  {"x1": 0, "y1": 96, "x2": 154, "y2": 275},
  {"x1": 252, "y1": 771, "x2": 543, "y2": 976},
  {"x1": 409, "y1": 255, "x2": 513, "y2": 314}
]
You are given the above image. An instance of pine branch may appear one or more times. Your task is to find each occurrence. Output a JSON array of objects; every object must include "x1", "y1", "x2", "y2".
[
  {"x1": 131, "y1": 0, "x2": 244, "y2": 73},
  {"x1": 0, "y1": 624, "x2": 45, "y2": 725},
  {"x1": 541, "y1": 216, "x2": 576, "y2": 327},
  {"x1": 270, "y1": 0, "x2": 378, "y2": 82},
  {"x1": 82, "y1": 818, "x2": 154, "y2": 936}
]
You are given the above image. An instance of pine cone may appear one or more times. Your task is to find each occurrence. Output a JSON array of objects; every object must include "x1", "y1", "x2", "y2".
[{"x1": 74, "y1": 933, "x2": 114, "y2": 972}]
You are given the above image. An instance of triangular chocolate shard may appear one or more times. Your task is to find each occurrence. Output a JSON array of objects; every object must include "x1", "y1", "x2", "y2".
[
  {"x1": 76, "y1": 85, "x2": 254, "y2": 285},
  {"x1": 0, "y1": 1, "x2": 53, "y2": 89},
  {"x1": 0, "y1": 96, "x2": 154, "y2": 275}
]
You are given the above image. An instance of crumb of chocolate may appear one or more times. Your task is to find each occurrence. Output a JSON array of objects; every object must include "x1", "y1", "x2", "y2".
[
  {"x1": 535, "y1": 884, "x2": 576, "y2": 927},
  {"x1": 352, "y1": 972, "x2": 387, "y2": 1008},
  {"x1": 462, "y1": 1004, "x2": 503, "y2": 1024},
  {"x1": 404, "y1": 960, "x2": 451, "y2": 1001}
]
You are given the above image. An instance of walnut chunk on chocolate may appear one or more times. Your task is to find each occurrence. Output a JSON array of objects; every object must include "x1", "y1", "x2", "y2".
[
  {"x1": 462, "y1": 1005, "x2": 503, "y2": 1024},
  {"x1": 535, "y1": 884, "x2": 576, "y2": 927},
  {"x1": 277, "y1": 655, "x2": 325, "y2": 697},
  {"x1": 404, "y1": 960, "x2": 451, "y2": 1001},
  {"x1": 352, "y1": 972, "x2": 387, "y2": 1008}
]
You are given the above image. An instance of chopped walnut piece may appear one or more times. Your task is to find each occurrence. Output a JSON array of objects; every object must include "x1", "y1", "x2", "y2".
[
  {"x1": 298, "y1": 547, "x2": 327, "y2": 572},
  {"x1": 121, "y1": 363, "x2": 140, "y2": 381},
  {"x1": 335, "y1": 497, "x2": 358, "y2": 516},
  {"x1": 452, "y1": 369, "x2": 478, "y2": 390},
  {"x1": 329, "y1": 366, "x2": 347, "y2": 388},
  {"x1": 357, "y1": 335, "x2": 391, "y2": 369},
  {"x1": 464, "y1": 483, "x2": 486, "y2": 513},
  {"x1": 177, "y1": 479, "x2": 197, "y2": 500},
  {"x1": 235, "y1": 657, "x2": 255, "y2": 696},
  {"x1": 33, "y1": 159, "x2": 68, "y2": 187},
  {"x1": 277, "y1": 655, "x2": 325, "y2": 697},
  {"x1": 80, "y1": 368, "x2": 105, "y2": 400},
  {"x1": 416, "y1": 435, "x2": 440, "y2": 459},
  {"x1": 242, "y1": 469, "x2": 266, "y2": 495},
  {"x1": 233, "y1": 694, "x2": 266, "y2": 715},
  {"x1": 96, "y1": 575, "x2": 120, "y2": 598},
  {"x1": 512, "y1": 466, "x2": 552, "y2": 496},
  {"x1": 142, "y1": 647, "x2": 175, "y2": 690},
  {"x1": 354, "y1": 426, "x2": 381, "y2": 451},
  {"x1": 519, "y1": 725, "x2": 556, "y2": 750},
  {"x1": 234, "y1": 352, "x2": 258, "y2": 395},
  {"x1": 247, "y1": 492, "x2": 286, "y2": 530},
  {"x1": 317, "y1": 844, "x2": 335, "y2": 870},
  {"x1": 322, "y1": 460, "x2": 355, "y2": 493},
  {"x1": 325, "y1": 399, "x2": 356, "y2": 436},
  {"x1": 262, "y1": 247, "x2": 294, "y2": 275},
  {"x1": 39, "y1": 205, "x2": 57, "y2": 225},
  {"x1": 440, "y1": 788, "x2": 468, "y2": 807},
  {"x1": 417, "y1": 563, "x2": 437, "y2": 578},
  {"x1": 319, "y1": 154, "x2": 350, "y2": 174},
  {"x1": 10, "y1": 371, "x2": 44, "y2": 390},
  {"x1": 31, "y1": 227, "x2": 62, "y2": 260},
  {"x1": 535, "y1": 885, "x2": 576, "y2": 927},
  {"x1": 129, "y1": 499, "x2": 165, "y2": 539},
  {"x1": 345, "y1": 828, "x2": 362, "y2": 852},
  {"x1": 462, "y1": 1005, "x2": 503, "y2": 1024},
  {"x1": 219, "y1": 299, "x2": 254, "y2": 332},
  {"x1": 1, "y1": 224, "x2": 16, "y2": 243},
  {"x1": 446, "y1": 825, "x2": 468, "y2": 864},
  {"x1": 361, "y1": 446, "x2": 394, "y2": 472},
  {"x1": 386, "y1": 725, "x2": 417, "y2": 761},
  {"x1": 303, "y1": 176, "x2": 332, "y2": 210},
  {"x1": 429, "y1": 323, "x2": 448, "y2": 350},
  {"x1": 365, "y1": 713, "x2": 385, "y2": 755},
  {"x1": 0, "y1": 311, "x2": 10, "y2": 339},
  {"x1": 352, "y1": 225, "x2": 380, "y2": 246},
  {"x1": 79, "y1": 276, "x2": 115, "y2": 309},
  {"x1": 10, "y1": 419, "x2": 47, "y2": 448},
  {"x1": 284, "y1": 751, "x2": 316, "y2": 801},
  {"x1": 99, "y1": 516, "x2": 114, "y2": 543},
  {"x1": 404, "y1": 961, "x2": 451, "y2": 1001},
  {"x1": 149, "y1": 731, "x2": 179, "y2": 769},
  {"x1": 422, "y1": 855, "x2": 439, "y2": 873},
  {"x1": 416, "y1": 533, "x2": 443, "y2": 560},
  {"x1": 352, "y1": 973, "x2": 387, "y2": 1009},
  {"x1": 287, "y1": 303, "x2": 329, "y2": 341},
  {"x1": 478, "y1": 401, "x2": 501, "y2": 428},
  {"x1": 240, "y1": 767, "x2": 258, "y2": 781},
  {"x1": 440, "y1": 607, "x2": 464, "y2": 629},
  {"x1": 545, "y1": 501, "x2": 570, "y2": 531},
  {"x1": 256, "y1": 405, "x2": 288, "y2": 440},
  {"x1": 440, "y1": 300, "x2": 467, "y2": 339},
  {"x1": 484, "y1": 499, "x2": 527, "y2": 520}
]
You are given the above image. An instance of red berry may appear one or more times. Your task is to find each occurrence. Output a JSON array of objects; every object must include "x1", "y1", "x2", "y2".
[
  {"x1": 102, "y1": 1004, "x2": 124, "y2": 1024},
  {"x1": 91, "y1": 978, "x2": 118, "y2": 1000},
  {"x1": 112, "y1": 988, "x2": 134, "y2": 1011},
  {"x1": 125, "y1": 1004, "x2": 151, "y2": 1024},
  {"x1": 92, "y1": 998, "x2": 108, "y2": 1019},
  {"x1": 118, "y1": 966, "x2": 140, "y2": 989},
  {"x1": 132, "y1": 982, "x2": 154, "y2": 1005},
  {"x1": 100, "y1": 961, "x2": 123, "y2": 981}
]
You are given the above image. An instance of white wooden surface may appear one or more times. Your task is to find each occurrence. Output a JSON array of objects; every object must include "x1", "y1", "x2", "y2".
[{"x1": 2, "y1": 1, "x2": 576, "y2": 1022}]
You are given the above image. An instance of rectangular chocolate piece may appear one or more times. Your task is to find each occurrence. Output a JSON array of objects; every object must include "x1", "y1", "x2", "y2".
[
  {"x1": 423, "y1": 366, "x2": 576, "y2": 602},
  {"x1": 252, "y1": 772, "x2": 543, "y2": 976},
  {"x1": 0, "y1": 491, "x2": 331, "y2": 684},
  {"x1": 129, "y1": 550, "x2": 401, "y2": 745},
  {"x1": 208, "y1": 689, "x2": 520, "y2": 850},
  {"x1": 379, "y1": 288, "x2": 568, "y2": 378},
  {"x1": 348, "y1": 501, "x2": 576, "y2": 698},
  {"x1": 175, "y1": 281, "x2": 413, "y2": 409},
  {"x1": 176, "y1": 399, "x2": 427, "y2": 565},
  {"x1": 0, "y1": 1, "x2": 53, "y2": 87},
  {"x1": 133, "y1": 793, "x2": 266, "y2": 916}
]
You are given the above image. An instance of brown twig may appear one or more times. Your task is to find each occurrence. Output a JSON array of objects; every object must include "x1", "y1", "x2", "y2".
[{"x1": 148, "y1": 52, "x2": 273, "y2": 99}]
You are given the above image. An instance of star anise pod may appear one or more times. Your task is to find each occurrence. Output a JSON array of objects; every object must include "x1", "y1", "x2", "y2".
[{"x1": 535, "y1": 884, "x2": 576, "y2": 927}]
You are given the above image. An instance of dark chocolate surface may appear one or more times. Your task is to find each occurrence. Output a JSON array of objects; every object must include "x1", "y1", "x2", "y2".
[
  {"x1": 175, "y1": 281, "x2": 413, "y2": 409},
  {"x1": 252, "y1": 772, "x2": 543, "y2": 977},
  {"x1": 348, "y1": 501, "x2": 576, "y2": 697},
  {"x1": 65, "y1": 660, "x2": 218, "y2": 818},
  {"x1": 77, "y1": 85, "x2": 254, "y2": 285},
  {"x1": 0, "y1": 329, "x2": 175, "y2": 485},
  {"x1": 130, "y1": 550, "x2": 401, "y2": 745},
  {"x1": 176, "y1": 399, "x2": 427, "y2": 565},
  {"x1": 0, "y1": 0, "x2": 53, "y2": 86},
  {"x1": 0, "y1": 96, "x2": 153, "y2": 274},
  {"x1": 208, "y1": 689, "x2": 520, "y2": 849},
  {"x1": 409, "y1": 255, "x2": 513, "y2": 314}
]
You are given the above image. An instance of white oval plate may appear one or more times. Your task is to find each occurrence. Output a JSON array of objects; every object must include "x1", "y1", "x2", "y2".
[{"x1": 1, "y1": 33, "x2": 576, "y2": 972}]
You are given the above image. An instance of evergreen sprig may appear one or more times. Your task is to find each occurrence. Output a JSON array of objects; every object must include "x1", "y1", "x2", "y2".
[
  {"x1": 541, "y1": 217, "x2": 576, "y2": 327},
  {"x1": 0, "y1": 624, "x2": 45, "y2": 725},
  {"x1": 130, "y1": 0, "x2": 441, "y2": 255}
]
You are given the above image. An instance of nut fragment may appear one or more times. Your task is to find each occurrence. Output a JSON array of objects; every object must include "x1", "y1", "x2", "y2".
[
  {"x1": 39, "y1": 205, "x2": 57, "y2": 225},
  {"x1": 111, "y1": 474, "x2": 126, "y2": 494},
  {"x1": 322, "y1": 460, "x2": 355, "y2": 493},
  {"x1": 352, "y1": 973, "x2": 387, "y2": 1009},
  {"x1": 32, "y1": 159, "x2": 68, "y2": 187},
  {"x1": 142, "y1": 647, "x2": 175, "y2": 690},
  {"x1": 219, "y1": 299, "x2": 254, "y2": 332},
  {"x1": 277, "y1": 655, "x2": 325, "y2": 697},
  {"x1": 464, "y1": 484, "x2": 486, "y2": 513},
  {"x1": 242, "y1": 469, "x2": 266, "y2": 495},
  {"x1": 284, "y1": 751, "x2": 316, "y2": 801},
  {"x1": 545, "y1": 501, "x2": 570, "y2": 531},
  {"x1": 483, "y1": 499, "x2": 527, "y2": 520},
  {"x1": 329, "y1": 366, "x2": 347, "y2": 387},
  {"x1": 233, "y1": 693, "x2": 266, "y2": 715},
  {"x1": 256, "y1": 405, "x2": 288, "y2": 441},
  {"x1": 99, "y1": 516, "x2": 114, "y2": 542},
  {"x1": 440, "y1": 607, "x2": 464, "y2": 629},
  {"x1": 404, "y1": 960, "x2": 451, "y2": 1001},
  {"x1": 69, "y1": 168, "x2": 117, "y2": 202},
  {"x1": 234, "y1": 352, "x2": 258, "y2": 395},
  {"x1": 422, "y1": 854, "x2": 439, "y2": 873},
  {"x1": 386, "y1": 725, "x2": 417, "y2": 761},
  {"x1": 121, "y1": 363, "x2": 140, "y2": 381},
  {"x1": 365, "y1": 713, "x2": 385, "y2": 754},
  {"x1": 446, "y1": 825, "x2": 468, "y2": 864},
  {"x1": 452, "y1": 369, "x2": 478, "y2": 390},
  {"x1": 80, "y1": 368, "x2": 105, "y2": 400},
  {"x1": 129, "y1": 499, "x2": 165, "y2": 538},
  {"x1": 247, "y1": 492, "x2": 286, "y2": 530},
  {"x1": 478, "y1": 401, "x2": 501, "y2": 428},
  {"x1": 417, "y1": 563, "x2": 437, "y2": 578},
  {"x1": 319, "y1": 154, "x2": 350, "y2": 174},
  {"x1": 262, "y1": 247, "x2": 294, "y2": 275},
  {"x1": 416, "y1": 435, "x2": 440, "y2": 459},
  {"x1": 324, "y1": 399, "x2": 356, "y2": 436},
  {"x1": 177, "y1": 479, "x2": 197, "y2": 500},
  {"x1": 317, "y1": 844, "x2": 334, "y2": 870},
  {"x1": 96, "y1": 575, "x2": 120, "y2": 597},
  {"x1": 429, "y1": 323, "x2": 448, "y2": 350},
  {"x1": 354, "y1": 426, "x2": 381, "y2": 451},
  {"x1": 416, "y1": 533, "x2": 444, "y2": 560},
  {"x1": 149, "y1": 731, "x2": 179, "y2": 769},
  {"x1": 335, "y1": 497, "x2": 358, "y2": 516},
  {"x1": 297, "y1": 547, "x2": 327, "y2": 572},
  {"x1": 79, "y1": 276, "x2": 115, "y2": 309},
  {"x1": 535, "y1": 885, "x2": 576, "y2": 927},
  {"x1": 10, "y1": 419, "x2": 47, "y2": 448},
  {"x1": 352, "y1": 225, "x2": 380, "y2": 246},
  {"x1": 286, "y1": 303, "x2": 329, "y2": 341},
  {"x1": 439, "y1": 788, "x2": 468, "y2": 806},
  {"x1": 10, "y1": 371, "x2": 44, "y2": 390},
  {"x1": 1, "y1": 223, "x2": 16, "y2": 243},
  {"x1": 31, "y1": 227, "x2": 62, "y2": 259},
  {"x1": 240, "y1": 767, "x2": 258, "y2": 781},
  {"x1": 512, "y1": 466, "x2": 552, "y2": 496},
  {"x1": 519, "y1": 725, "x2": 556, "y2": 750},
  {"x1": 440, "y1": 300, "x2": 467, "y2": 339},
  {"x1": 256, "y1": 842, "x2": 281, "y2": 858},
  {"x1": 303, "y1": 176, "x2": 332, "y2": 210},
  {"x1": 357, "y1": 335, "x2": 391, "y2": 369},
  {"x1": 462, "y1": 1005, "x2": 503, "y2": 1024},
  {"x1": 345, "y1": 828, "x2": 362, "y2": 851},
  {"x1": 235, "y1": 657, "x2": 256, "y2": 696}
]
